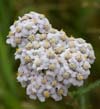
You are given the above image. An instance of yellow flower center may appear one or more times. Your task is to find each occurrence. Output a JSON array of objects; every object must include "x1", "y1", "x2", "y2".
[
  {"x1": 77, "y1": 74, "x2": 83, "y2": 80},
  {"x1": 58, "y1": 89, "x2": 64, "y2": 95},
  {"x1": 43, "y1": 91, "x2": 50, "y2": 98},
  {"x1": 49, "y1": 64, "x2": 55, "y2": 70}
]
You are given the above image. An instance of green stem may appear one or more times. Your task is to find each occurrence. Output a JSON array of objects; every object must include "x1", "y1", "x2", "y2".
[{"x1": 80, "y1": 95, "x2": 86, "y2": 109}]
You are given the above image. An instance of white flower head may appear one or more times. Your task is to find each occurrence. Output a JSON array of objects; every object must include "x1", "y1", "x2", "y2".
[{"x1": 6, "y1": 11, "x2": 95, "y2": 102}]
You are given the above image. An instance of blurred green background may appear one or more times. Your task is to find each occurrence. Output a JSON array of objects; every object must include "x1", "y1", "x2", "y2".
[{"x1": 0, "y1": 0, "x2": 100, "y2": 109}]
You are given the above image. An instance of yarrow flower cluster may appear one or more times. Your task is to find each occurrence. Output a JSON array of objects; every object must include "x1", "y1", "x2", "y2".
[{"x1": 6, "y1": 11, "x2": 95, "y2": 102}]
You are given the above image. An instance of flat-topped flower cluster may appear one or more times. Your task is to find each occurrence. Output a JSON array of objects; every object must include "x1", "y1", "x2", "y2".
[{"x1": 6, "y1": 12, "x2": 95, "y2": 102}]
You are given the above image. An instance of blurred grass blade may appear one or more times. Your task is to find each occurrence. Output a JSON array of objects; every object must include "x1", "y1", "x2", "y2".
[
  {"x1": 0, "y1": 36, "x2": 17, "y2": 94},
  {"x1": 0, "y1": 0, "x2": 10, "y2": 35},
  {"x1": 0, "y1": 0, "x2": 17, "y2": 94},
  {"x1": 0, "y1": 88, "x2": 21, "y2": 109}
]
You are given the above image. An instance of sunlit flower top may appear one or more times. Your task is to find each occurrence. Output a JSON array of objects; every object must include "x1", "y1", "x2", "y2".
[{"x1": 6, "y1": 11, "x2": 95, "y2": 102}]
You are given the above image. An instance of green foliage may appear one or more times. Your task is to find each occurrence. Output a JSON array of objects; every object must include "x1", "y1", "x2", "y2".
[
  {"x1": 0, "y1": 0, "x2": 100, "y2": 109},
  {"x1": 72, "y1": 80, "x2": 100, "y2": 97}
]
